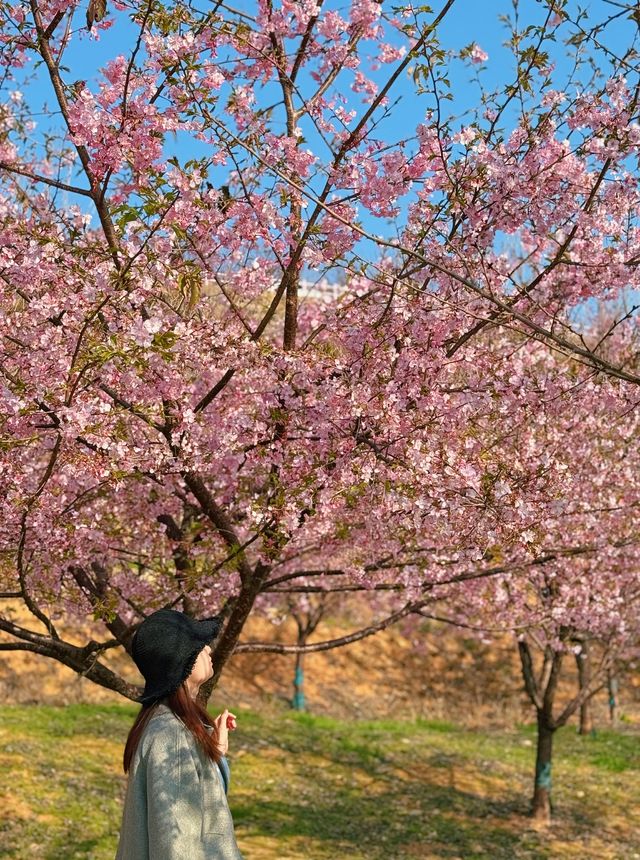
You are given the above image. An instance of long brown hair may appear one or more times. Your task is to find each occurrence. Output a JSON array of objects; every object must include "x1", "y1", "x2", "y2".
[{"x1": 123, "y1": 685, "x2": 221, "y2": 773}]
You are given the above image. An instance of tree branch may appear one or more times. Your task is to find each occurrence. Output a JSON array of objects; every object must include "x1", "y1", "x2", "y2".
[
  {"x1": 182, "y1": 471, "x2": 255, "y2": 584},
  {"x1": 0, "y1": 160, "x2": 93, "y2": 196},
  {"x1": 235, "y1": 599, "x2": 426, "y2": 654},
  {"x1": 518, "y1": 639, "x2": 543, "y2": 710},
  {"x1": 29, "y1": 0, "x2": 121, "y2": 267}
]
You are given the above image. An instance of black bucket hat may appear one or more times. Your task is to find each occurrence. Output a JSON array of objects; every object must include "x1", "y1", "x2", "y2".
[{"x1": 131, "y1": 609, "x2": 223, "y2": 705}]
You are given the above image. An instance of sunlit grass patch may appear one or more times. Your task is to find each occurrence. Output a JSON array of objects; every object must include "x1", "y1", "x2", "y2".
[{"x1": 0, "y1": 704, "x2": 638, "y2": 859}]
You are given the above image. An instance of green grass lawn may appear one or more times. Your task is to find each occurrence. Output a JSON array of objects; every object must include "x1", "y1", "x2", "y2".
[{"x1": 0, "y1": 704, "x2": 638, "y2": 859}]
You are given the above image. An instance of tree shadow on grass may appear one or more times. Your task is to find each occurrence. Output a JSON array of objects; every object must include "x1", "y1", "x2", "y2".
[
  {"x1": 44, "y1": 836, "x2": 109, "y2": 860},
  {"x1": 239, "y1": 715, "x2": 640, "y2": 857},
  {"x1": 234, "y1": 773, "x2": 544, "y2": 860},
  {"x1": 234, "y1": 718, "x2": 539, "y2": 858}
]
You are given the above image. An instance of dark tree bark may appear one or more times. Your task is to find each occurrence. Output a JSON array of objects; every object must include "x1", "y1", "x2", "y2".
[
  {"x1": 519, "y1": 639, "x2": 562, "y2": 825},
  {"x1": 607, "y1": 670, "x2": 619, "y2": 728},
  {"x1": 532, "y1": 710, "x2": 555, "y2": 822},
  {"x1": 518, "y1": 633, "x2": 610, "y2": 825}
]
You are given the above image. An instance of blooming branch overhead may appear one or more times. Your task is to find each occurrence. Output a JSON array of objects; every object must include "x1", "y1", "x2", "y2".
[{"x1": 0, "y1": 0, "x2": 639, "y2": 697}]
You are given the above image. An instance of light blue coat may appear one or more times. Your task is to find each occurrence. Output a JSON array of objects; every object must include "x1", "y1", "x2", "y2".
[{"x1": 115, "y1": 705, "x2": 243, "y2": 860}]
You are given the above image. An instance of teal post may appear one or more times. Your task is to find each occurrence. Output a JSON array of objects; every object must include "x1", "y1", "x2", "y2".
[
  {"x1": 535, "y1": 761, "x2": 552, "y2": 791},
  {"x1": 292, "y1": 666, "x2": 305, "y2": 710}
]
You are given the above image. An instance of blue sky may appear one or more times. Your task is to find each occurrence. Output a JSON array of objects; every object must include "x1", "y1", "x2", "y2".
[
  {"x1": 14, "y1": 0, "x2": 637, "y2": 157},
  {"x1": 5, "y1": 0, "x2": 639, "y2": 260}
]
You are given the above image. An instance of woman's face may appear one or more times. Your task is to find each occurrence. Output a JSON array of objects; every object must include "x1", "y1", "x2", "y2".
[{"x1": 186, "y1": 644, "x2": 213, "y2": 693}]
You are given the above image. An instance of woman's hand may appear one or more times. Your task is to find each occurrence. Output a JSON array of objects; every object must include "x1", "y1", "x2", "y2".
[{"x1": 213, "y1": 709, "x2": 237, "y2": 755}]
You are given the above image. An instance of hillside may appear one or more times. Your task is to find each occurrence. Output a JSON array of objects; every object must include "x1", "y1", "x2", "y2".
[{"x1": 1, "y1": 603, "x2": 637, "y2": 730}]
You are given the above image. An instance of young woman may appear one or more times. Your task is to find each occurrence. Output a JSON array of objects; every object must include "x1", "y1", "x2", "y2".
[{"x1": 115, "y1": 608, "x2": 244, "y2": 859}]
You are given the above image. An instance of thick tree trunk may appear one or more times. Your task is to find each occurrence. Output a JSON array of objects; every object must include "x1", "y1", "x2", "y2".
[
  {"x1": 578, "y1": 702, "x2": 593, "y2": 735},
  {"x1": 532, "y1": 711, "x2": 555, "y2": 824},
  {"x1": 518, "y1": 639, "x2": 562, "y2": 824},
  {"x1": 198, "y1": 563, "x2": 271, "y2": 705},
  {"x1": 292, "y1": 649, "x2": 306, "y2": 711},
  {"x1": 576, "y1": 641, "x2": 594, "y2": 735}
]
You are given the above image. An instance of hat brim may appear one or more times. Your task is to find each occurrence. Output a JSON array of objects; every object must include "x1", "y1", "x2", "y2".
[{"x1": 194, "y1": 614, "x2": 223, "y2": 643}]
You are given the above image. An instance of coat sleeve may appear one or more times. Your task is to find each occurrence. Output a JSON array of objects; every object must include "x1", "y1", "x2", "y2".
[
  {"x1": 217, "y1": 755, "x2": 231, "y2": 795},
  {"x1": 145, "y1": 722, "x2": 206, "y2": 860}
]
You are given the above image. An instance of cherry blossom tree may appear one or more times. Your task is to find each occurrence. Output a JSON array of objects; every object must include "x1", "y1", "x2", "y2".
[
  {"x1": 411, "y1": 312, "x2": 640, "y2": 822},
  {"x1": 418, "y1": 545, "x2": 640, "y2": 823},
  {"x1": 1, "y1": 0, "x2": 640, "y2": 767},
  {"x1": 515, "y1": 573, "x2": 640, "y2": 823}
]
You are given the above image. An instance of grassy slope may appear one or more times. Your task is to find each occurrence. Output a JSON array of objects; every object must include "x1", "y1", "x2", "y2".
[{"x1": 0, "y1": 704, "x2": 638, "y2": 860}]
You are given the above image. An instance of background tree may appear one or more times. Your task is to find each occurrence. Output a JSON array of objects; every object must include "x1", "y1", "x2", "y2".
[
  {"x1": 574, "y1": 636, "x2": 595, "y2": 736},
  {"x1": 288, "y1": 595, "x2": 331, "y2": 711}
]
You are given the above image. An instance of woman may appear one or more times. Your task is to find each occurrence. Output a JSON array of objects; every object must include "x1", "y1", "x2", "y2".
[{"x1": 115, "y1": 608, "x2": 244, "y2": 859}]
